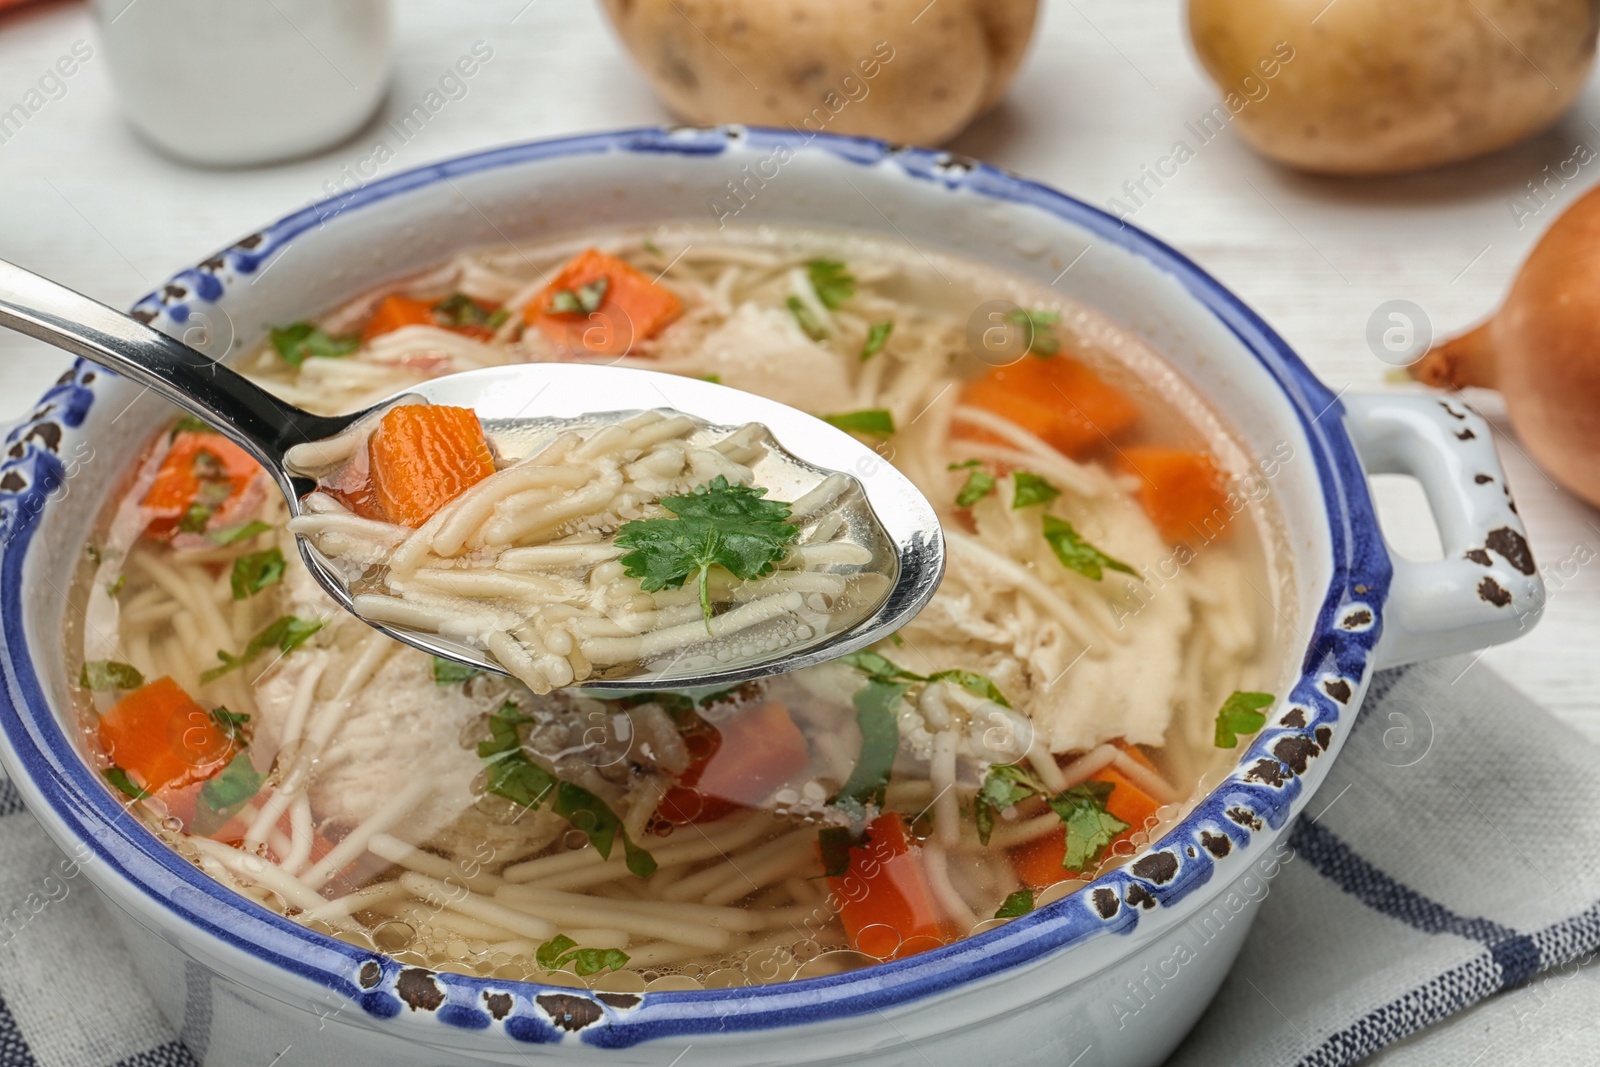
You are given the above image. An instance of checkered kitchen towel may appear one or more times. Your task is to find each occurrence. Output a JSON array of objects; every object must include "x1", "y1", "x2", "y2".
[{"x1": 1, "y1": 657, "x2": 1597, "y2": 1066}]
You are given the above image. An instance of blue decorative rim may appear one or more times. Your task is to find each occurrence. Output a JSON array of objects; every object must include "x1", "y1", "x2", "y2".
[{"x1": 0, "y1": 127, "x2": 1391, "y2": 1048}]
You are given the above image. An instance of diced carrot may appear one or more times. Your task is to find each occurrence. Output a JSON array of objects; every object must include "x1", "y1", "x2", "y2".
[
  {"x1": 367, "y1": 404, "x2": 496, "y2": 527},
  {"x1": 141, "y1": 430, "x2": 264, "y2": 540},
  {"x1": 97, "y1": 677, "x2": 234, "y2": 797},
  {"x1": 1008, "y1": 766, "x2": 1162, "y2": 886},
  {"x1": 1118, "y1": 445, "x2": 1231, "y2": 544},
  {"x1": 659, "y1": 702, "x2": 809, "y2": 824},
  {"x1": 524, "y1": 248, "x2": 683, "y2": 356},
  {"x1": 829, "y1": 812, "x2": 952, "y2": 960},
  {"x1": 959, "y1": 356, "x2": 1140, "y2": 459},
  {"x1": 362, "y1": 295, "x2": 436, "y2": 342}
]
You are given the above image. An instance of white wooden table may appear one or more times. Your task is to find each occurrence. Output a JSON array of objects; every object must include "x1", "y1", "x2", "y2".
[{"x1": 1, "y1": 0, "x2": 1596, "y2": 737}]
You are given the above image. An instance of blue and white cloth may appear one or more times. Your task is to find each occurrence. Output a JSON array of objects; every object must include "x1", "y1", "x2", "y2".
[{"x1": 1, "y1": 657, "x2": 1596, "y2": 1066}]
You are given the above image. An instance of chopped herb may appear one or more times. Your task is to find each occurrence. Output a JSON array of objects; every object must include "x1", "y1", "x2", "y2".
[
  {"x1": 230, "y1": 548, "x2": 285, "y2": 600},
  {"x1": 1214, "y1": 690, "x2": 1275, "y2": 748},
  {"x1": 838, "y1": 649, "x2": 923, "y2": 683},
  {"x1": 806, "y1": 259, "x2": 856, "y2": 310},
  {"x1": 535, "y1": 934, "x2": 631, "y2": 977},
  {"x1": 210, "y1": 705, "x2": 251, "y2": 741},
  {"x1": 105, "y1": 575, "x2": 126, "y2": 597},
  {"x1": 994, "y1": 888, "x2": 1036, "y2": 918},
  {"x1": 616, "y1": 476, "x2": 800, "y2": 624},
  {"x1": 270, "y1": 322, "x2": 359, "y2": 368},
  {"x1": 177, "y1": 503, "x2": 213, "y2": 534},
  {"x1": 201, "y1": 615, "x2": 323, "y2": 683},
  {"x1": 642, "y1": 237, "x2": 663, "y2": 256},
  {"x1": 830, "y1": 675, "x2": 907, "y2": 819},
  {"x1": 832, "y1": 653, "x2": 1013, "y2": 821},
  {"x1": 956, "y1": 467, "x2": 996, "y2": 508},
  {"x1": 949, "y1": 459, "x2": 982, "y2": 470},
  {"x1": 888, "y1": 632, "x2": 905, "y2": 648},
  {"x1": 79, "y1": 660, "x2": 144, "y2": 691},
  {"x1": 198, "y1": 751, "x2": 264, "y2": 823},
  {"x1": 821, "y1": 409, "x2": 895, "y2": 438},
  {"x1": 975, "y1": 763, "x2": 1045, "y2": 845},
  {"x1": 433, "y1": 293, "x2": 502, "y2": 330},
  {"x1": 169, "y1": 415, "x2": 212, "y2": 439},
  {"x1": 860, "y1": 320, "x2": 893, "y2": 362},
  {"x1": 817, "y1": 826, "x2": 860, "y2": 878},
  {"x1": 786, "y1": 295, "x2": 828, "y2": 341},
  {"x1": 1047, "y1": 780, "x2": 1130, "y2": 871},
  {"x1": 85, "y1": 545, "x2": 102, "y2": 565},
  {"x1": 209, "y1": 520, "x2": 272, "y2": 545},
  {"x1": 926, "y1": 669, "x2": 1012, "y2": 708},
  {"x1": 1041, "y1": 515, "x2": 1135, "y2": 581},
  {"x1": 487, "y1": 308, "x2": 511, "y2": 328},
  {"x1": 431, "y1": 656, "x2": 481, "y2": 685},
  {"x1": 1006, "y1": 308, "x2": 1062, "y2": 357},
  {"x1": 699, "y1": 373, "x2": 722, "y2": 384},
  {"x1": 547, "y1": 277, "x2": 608, "y2": 316},
  {"x1": 1011, "y1": 472, "x2": 1061, "y2": 509},
  {"x1": 104, "y1": 766, "x2": 151, "y2": 800},
  {"x1": 481, "y1": 706, "x2": 657, "y2": 877}
]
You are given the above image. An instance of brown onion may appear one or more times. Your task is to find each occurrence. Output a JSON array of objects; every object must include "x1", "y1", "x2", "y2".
[{"x1": 1410, "y1": 184, "x2": 1600, "y2": 506}]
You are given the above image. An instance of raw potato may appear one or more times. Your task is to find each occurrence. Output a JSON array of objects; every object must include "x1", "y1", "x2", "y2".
[
  {"x1": 600, "y1": 0, "x2": 1038, "y2": 147},
  {"x1": 1188, "y1": 0, "x2": 1600, "y2": 175}
]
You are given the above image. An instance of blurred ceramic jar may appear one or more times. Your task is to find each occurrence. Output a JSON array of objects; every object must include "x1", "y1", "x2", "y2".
[{"x1": 90, "y1": 0, "x2": 391, "y2": 166}]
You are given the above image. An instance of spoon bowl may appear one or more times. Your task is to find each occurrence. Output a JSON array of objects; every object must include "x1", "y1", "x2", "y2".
[{"x1": 0, "y1": 258, "x2": 944, "y2": 689}]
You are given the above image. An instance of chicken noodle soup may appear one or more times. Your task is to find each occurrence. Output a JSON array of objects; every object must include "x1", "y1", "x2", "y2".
[
  {"x1": 71, "y1": 229, "x2": 1289, "y2": 989},
  {"x1": 283, "y1": 403, "x2": 894, "y2": 692}
]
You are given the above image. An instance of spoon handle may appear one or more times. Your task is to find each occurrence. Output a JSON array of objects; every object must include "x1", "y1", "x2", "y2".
[{"x1": 0, "y1": 258, "x2": 347, "y2": 471}]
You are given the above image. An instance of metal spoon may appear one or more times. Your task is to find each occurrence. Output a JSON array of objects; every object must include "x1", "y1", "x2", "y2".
[{"x1": 0, "y1": 258, "x2": 944, "y2": 690}]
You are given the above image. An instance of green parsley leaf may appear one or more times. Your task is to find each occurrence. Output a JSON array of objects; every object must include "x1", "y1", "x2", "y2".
[
  {"x1": 535, "y1": 934, "x2": 630, "y2": 976},
  {"x1": 949, "y1": 459, "x2": 982, "y2": 470},
  {"x1": 270, "y1": 322, "x2": 359, "y2": 368},
  {"x1": 210, "y1": 706, "x2": 251, "y2": 741},
  {"x1": 1011, "y1": 472, "x2": 1061, "y2": 509},
  {"x1": 926, "y1": 669, "x2": 1013, "y2": 709},
  {"x1": 821, "y1": 409, "x2": 895, "y2": 438},
  {"x1": 85, "y1": 545, "x2": 102, "y2": 565},
  {"x1": 481, "y1": 707, "x2": 656, "y2": 878},
  {"x1": 1006, "y1": 308, "x2": 1062, "y2": 358},
  {"x1": 208, "y1": 520, "x2": 272, "y2": 546},
  {"x1": 230, "y1": 548, "x2": 285, "y2": 600},
  {"x1": 432, "y1": 656, "x2": 481, "y2": 685},
  {"x1": 79, "y1": 660, "x2": 144, "y2": 691},
  {"x1": 838, "y1": 649, "x2": 923, "y2": 684},
  {"x1": 806, "y1": 259, "x2": 856, "y2": 310},
  {"x1": 641, "y1": 237, "x2": 663, "y2": 256},
  {"x1": 786, "y1": 295, "x2": 828, "y2": 341},
  {"x1": 106, "y1": 575, "x2": 126, "y2": 597},
  {"x1": 104, "y1": 766, "x2": 152, "y2": 800},
  {"x1": 169, "y1": 415, "x2": 212, "y2": 439},
  {"x1": 975, "y1": 763, "x2": 1044, "y2": 845},
  {"x1": 615, "y1": 476, "x2": 800, "y2": 623},
  {"x1": 994, "y1": 888, "x2": 1037, "y2": 919},
  {"x1": 956, "y1": 467, "x2": 996, "y2": 508},
  {"x1": 198, "y1": 751, "x2": 264, "y2": 823},
  {"x1": 433, "y1": 293, "x2": 501, "y2": 330},
  {"x1": 831, "y1": 676, "x2": 908, "y2": 819},
  {"x1": 535, "y1": 934, "x2": 577, "y2": 969},
  {"x1": 817, "y1": 826, "x2": 861, "y2": 878},
  {"x1": 177, "y1": 503, "x2": 213, "y2": 534},
  {"x1": 699, "y1": 373, "x2": 722, "y2": 384},
  {"x1": 1047, "y1": 780, "x2": 1130, "y2": 872},
  {"x1": 1214, "y1": 690, "x2": 1275, "y2": 748},
  {"x1": 860, "y1": 321, "x2": 893, "y2": 362},
  {"x1": 548, "y1": 277, "x2": 608, "y2": 316},
  {"x1": 1041, "y1": 515, "x2": 1135, "y2": 581},
  {"x1": 201, "y1": 615, "x2": 323, "y2": 683}
]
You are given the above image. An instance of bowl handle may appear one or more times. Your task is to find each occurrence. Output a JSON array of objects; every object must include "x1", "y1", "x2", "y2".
[{"x1": 1341, "y1": 392, "x2": 1544, "y2": 669}]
